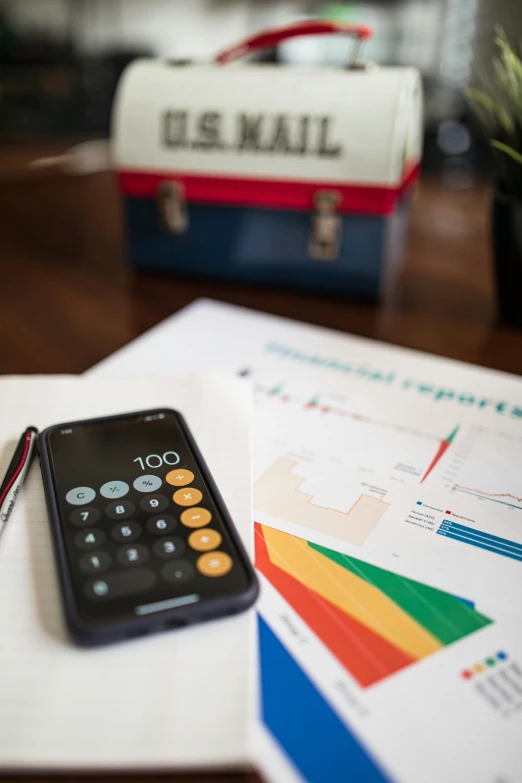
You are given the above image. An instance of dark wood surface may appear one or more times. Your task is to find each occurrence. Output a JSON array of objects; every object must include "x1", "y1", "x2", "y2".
[
  {"x1": 1, "y1": 154, "x2": 521, "y2": 378},
  {"x1": 0, "y1": 145, "x2": 521, "y2": 783}
]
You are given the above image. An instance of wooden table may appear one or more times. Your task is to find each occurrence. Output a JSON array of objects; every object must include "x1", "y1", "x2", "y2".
[{"x1": 0, "y1": 146, "x2": 520, "y2": 783}]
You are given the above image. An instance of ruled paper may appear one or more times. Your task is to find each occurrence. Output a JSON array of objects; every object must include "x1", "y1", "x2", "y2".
[{"x1": 0, "y1": 375, "x2": 254, "y2": 770}]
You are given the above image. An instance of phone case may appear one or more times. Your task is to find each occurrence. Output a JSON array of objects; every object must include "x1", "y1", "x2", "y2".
[{"x1": 39, "y1": 408, "x2": 259, "y2": 646}]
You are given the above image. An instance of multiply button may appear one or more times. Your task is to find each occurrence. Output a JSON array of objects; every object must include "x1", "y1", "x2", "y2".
[
  {"x1": 189, "y1": 528, "x2": 222, "y2": 552},
  {"x1": 197, "y1": 551, "x2": 233, "y2": 577},
  {"x1": 111, "y1": 521, "x2": 142, "y2": 543},
  {"x1": 66, "y1": 487, "x2": 96, "y2": 506},
  {"x1": 173, "y1": 488, "x2": 202, "y2": 507},
  {"x1": 166, "y1": 469, "x2": 194, "y2": 487},
  {"x1": 180, "y1": 508, "x2": 212, "y2": 528},
  {"x1": 133, "y1": 475, "x2": 162, "y2": 493},
  {"x1": 74, "y1": 528, "x2": 106, "y2": 550},
  {"x1": 100, "y1": 480, "x2": 129, "y2": 499},
  {"x1": 84, "y1": 568, "x2": 157, "y2": 601}
]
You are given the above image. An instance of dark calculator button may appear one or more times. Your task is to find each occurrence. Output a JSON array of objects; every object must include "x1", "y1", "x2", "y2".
[
  {"x1": 83, "y1": 568, "x2": 157, "y2": 601},
  {"x1": 140, "y1": 494, "x2": 169, "y2": 513},
  {"x1": 117, "y1": 543, "x2": 149, "y2": 567},
  {"x1": 105, "y1": 500, "x2": 135, "y2": 520},
  {"x1": 70, "y1": 507, "x2": 100, "y2": 527},
  {"x1": 74, "y1": 528, "x2": 106, "y2": 549},
  {"x1": 111, "y1": 521, "x2": 142, "y2": 543},
  {"x1": 79, "y1": 550, "x2": 111, "y2": 574},
  {"x1": 147, "y1": 514, "x2": 177, "y2": 535},
  {"x1": 161, "y1": 560, "x2": 194, "y2": 585},
  {"x1": 154, "y1": 537, "x2": 185, "y2": 559}
]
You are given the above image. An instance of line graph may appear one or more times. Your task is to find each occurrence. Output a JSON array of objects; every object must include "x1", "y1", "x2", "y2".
[{"x1": 442, "y1": 426, "x2": 522, "y2": 513}]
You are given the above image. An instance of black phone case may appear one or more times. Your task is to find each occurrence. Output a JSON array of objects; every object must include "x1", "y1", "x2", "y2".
[{"x1": 39, "y1": 408, "x2": 259, "y2": 646}]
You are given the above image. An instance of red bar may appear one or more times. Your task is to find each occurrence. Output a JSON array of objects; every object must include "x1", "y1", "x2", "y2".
[{"x1": 117, "y1": 163, "x2": 420, "y2": 216}]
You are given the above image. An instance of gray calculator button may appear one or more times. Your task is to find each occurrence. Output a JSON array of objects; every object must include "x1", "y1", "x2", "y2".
[
  {"x1": 84, "y1": 568, "x2": 157, "y2": 601},
  {"x1": 66, "y1": 486, "x2": 96, "y2": 506},
  {"x1": 111, "y1": 521, "x2": 142, "y2": 543},
  {"x1": 105, "y1": 500, "x2": 135, "y2": 519},
  {"x1": 147, "y1": 514, "x2": 177, "y2": 535},
  {"x1": 133, "y1": 474, "x2": 162, "y2": 493},
  {"x1": 154, "y1": 537, "x2": 185, "y2": 559},
  {"x1": 117, "y1": 543, "x2": 149, "y2": 567},
  {"x1": 70, "y1": 507, "x2": 100, "y2": 526},
  {"x1": 79, "y1": 551, "x2": 111, "y2": 574},
  {"x1": 100, "y1": 480, "x2": 129, "y2": 499},
  {"x1": 75, "y1": 528, "x2": 106, "y2": 549},
  {"x1": 161, "y1": 560, "x2": 194, "y2": 585}
]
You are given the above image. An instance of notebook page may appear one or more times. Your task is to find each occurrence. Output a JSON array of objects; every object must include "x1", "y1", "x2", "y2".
[{"x1": 0, "y1": 375, "x2": 254, "y2": 770}]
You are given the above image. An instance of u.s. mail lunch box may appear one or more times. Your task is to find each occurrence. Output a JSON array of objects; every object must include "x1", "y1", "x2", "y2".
[{"x1": 113, "y1": 20, "x2": 423, "y2": 298}]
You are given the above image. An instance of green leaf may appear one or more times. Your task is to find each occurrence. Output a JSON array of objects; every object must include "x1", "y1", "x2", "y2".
[{"x1": 491, "y1": 139, "x2": 522, "y2": 165}]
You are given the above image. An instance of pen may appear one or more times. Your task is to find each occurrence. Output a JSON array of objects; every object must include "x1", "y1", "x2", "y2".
[{"x1": 0, "y1": 427, "x2": 39, "y2": 536}]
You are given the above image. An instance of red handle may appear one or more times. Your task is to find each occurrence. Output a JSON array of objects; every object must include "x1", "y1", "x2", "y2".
[{"x1": 215, "y1": 19, "x2": 372, "y2": 65}]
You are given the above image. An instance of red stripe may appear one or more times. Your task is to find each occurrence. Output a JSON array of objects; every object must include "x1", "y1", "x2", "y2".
[
  {"x1": 117, "y1": 163, "x2": 420, "y2": 216},
  {"x1": 0, "y1": 431, "x2": 32, "y2": 506},
  {"x1": 255, "y1": 524, "x2": 416, "y2": 688}
]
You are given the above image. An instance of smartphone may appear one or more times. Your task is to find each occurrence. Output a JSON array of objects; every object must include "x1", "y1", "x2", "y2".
[{"x1": 39, "y1": 409, "x2": 258, "y2": 646}]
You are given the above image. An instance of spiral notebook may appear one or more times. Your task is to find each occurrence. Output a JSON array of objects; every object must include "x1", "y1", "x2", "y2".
[{"x1": 0, "y1": 374, "x2": 255, "y2": 771}]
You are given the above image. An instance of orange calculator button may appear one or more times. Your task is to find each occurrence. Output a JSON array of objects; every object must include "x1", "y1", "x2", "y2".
[
  {"x1": 180, "y1": 508, "x2": 212, "y2": 528},
  {"x1": 197, "y1": 551, "x2": 233, "y2": 577},
  {"x1": 188, "y1": 528, "x2": 222, "y2": 552},
  {"x1": 173, "y1": 488, "x2": 202, "y2": 507},
  {"x1": 166, "y1": 469, "x2": 194, "y2": 487}
]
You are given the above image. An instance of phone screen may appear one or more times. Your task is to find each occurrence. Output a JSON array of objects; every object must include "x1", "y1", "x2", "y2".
[{"x1": 46, "y1": 410, "x2": 252, "y2": 625}]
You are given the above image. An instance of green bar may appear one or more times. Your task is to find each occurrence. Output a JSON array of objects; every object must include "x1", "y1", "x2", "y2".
[{"x1": 308, "y1": 542, "x2": 492, "y2": 645}]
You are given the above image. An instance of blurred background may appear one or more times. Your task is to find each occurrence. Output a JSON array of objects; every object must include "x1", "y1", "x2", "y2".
[{"x1": 1, "y1": 0, "x2": 521, "y2": 180}]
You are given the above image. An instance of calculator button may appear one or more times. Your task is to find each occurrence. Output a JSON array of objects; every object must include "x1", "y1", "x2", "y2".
[
  {"x1": 66, "y1": 486, "x2": 96, "y2": 506},
  {"x1": 166, "y1": 469, "x2": 195, "y2": 487},
  {"x1": 140, "y1": 494, "x2": 169, "y2": 513},
  {"x1": 111, "y1": 522, "x2": 142, "y2": 543},
  {"x1": 117, "y1": 543, "x2": 149, "y2": 567},
  {"x1": 105, "y1": 500, "x2": 135, "y2": 519},
  {"x1": 180, "y1": 507, "x2": 212, "y2": 528},
  {"x1": 75, "y1": 528, "x2": 106, "y2": 549},
  {"x1": 173, "y1": 488, "x2": 203, "y2": 507},
  {"x1": 161, "y1": 560, "x2": 194, "y2": 585},
  {"x1": 147, "y1": 514, "x2": 177, "y2": 535},
  {"x1": 153, "y1": 537, "x2": 185, "y2": 559},
  {"x1": 189, "y1": 528, "x2": 222, "y2": 552},
  {"x1": 70, "y1": 507, "x2": 100, "y2": 527},
  {"x1": 84, "y1": 568, "x2": 157, "y2": 601},
  {"x1": 197, "y1": 551, "x2": 233, "y2": 577},
  {"x1": 133, "y1": 475, "x2": 162, "y2": 493},
  {"x1": 79, "y1": 551, "x2": 111, "y2": 574},
  {"x1": 100, "y1": 480, "x2": 129, "y2": 499}
]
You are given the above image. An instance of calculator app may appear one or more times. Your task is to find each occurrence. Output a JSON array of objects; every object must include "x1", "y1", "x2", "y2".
[{"x1": 47, "y1": 410, "x2": 250, "y2": 622}]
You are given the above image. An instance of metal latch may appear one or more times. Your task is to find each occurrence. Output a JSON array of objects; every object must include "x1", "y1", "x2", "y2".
[
  {"x1": 157, "y1": 180, "x2": 188, "y2": 234},
  {"x1": 309, "y1": 190, "x2": 342, "y2": 261}
]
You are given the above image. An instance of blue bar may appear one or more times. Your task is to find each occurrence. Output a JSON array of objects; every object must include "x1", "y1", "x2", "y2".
[
  {"x1": 258, "y1": 616, "x2": 391, "y2": 783},
  {"x1": 437, "y1": 529, "x2": 522, "y2": 563},
  {"x1": 439, "y1": 520, "x2": 522, "y2": 553}
]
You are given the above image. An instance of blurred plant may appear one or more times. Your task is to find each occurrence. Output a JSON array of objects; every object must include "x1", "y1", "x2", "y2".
[{"x1": 466, "y1": 27, "x2": 522, "y2": 199}]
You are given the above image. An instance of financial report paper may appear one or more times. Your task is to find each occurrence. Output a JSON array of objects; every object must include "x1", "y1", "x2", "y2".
[{"x1": 94, "y1": 299, "x2": 522, "y2": 783}]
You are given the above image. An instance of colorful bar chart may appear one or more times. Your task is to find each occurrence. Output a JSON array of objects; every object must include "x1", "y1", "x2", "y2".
[
  {"x1": 437, "y1": 520, "x2": 522, "y2": 562},
  {"x1": 256, "y1": 523, "x2": 492, "y2": 688},
  {"x1": 259, "y1": 616, "x2": 391, "y2": 783}
]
